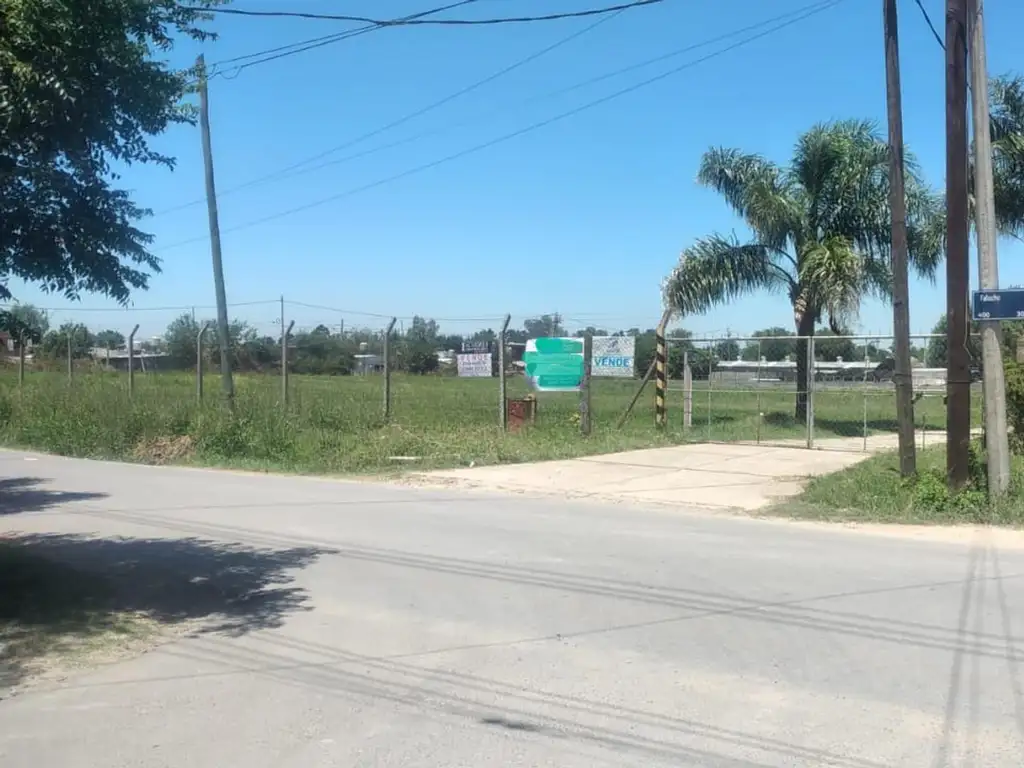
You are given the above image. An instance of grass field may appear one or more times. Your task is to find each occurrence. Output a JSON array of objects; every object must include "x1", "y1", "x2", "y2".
[
  {"x1": 783, "y1": 444, "x2": 1024, "y2": 525},
  {"x1": 0, "y1": 370, "x2": 983, "y2": 474}
]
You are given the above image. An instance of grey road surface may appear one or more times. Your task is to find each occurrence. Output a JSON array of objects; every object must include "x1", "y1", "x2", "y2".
[{"x1": 0, "y1": 450, "x2": 1022, "y2": 767}]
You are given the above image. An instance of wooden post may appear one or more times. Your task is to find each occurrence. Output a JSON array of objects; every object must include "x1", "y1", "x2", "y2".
[
  {"x1": 884, "y1": 0, "x2": 917, "y2": 476},
  {"x1": 281, "y1": 318, "x2": 294, "y2": 406},
  {"x1": 197, "y1": 54, "x2": 235, "y2": 408},
  {"x1": 66, "y1": 332, "x2": 72, "y2": 383},
  {"x1": 945, "y1": 0, "x2": 971, "y2": 490},
  {"x1": 654, "y1": 315, "x2": 668, "y2": 428},
  {"x1": 196, "y1": 322, "x2": 210, "y2": 402}
]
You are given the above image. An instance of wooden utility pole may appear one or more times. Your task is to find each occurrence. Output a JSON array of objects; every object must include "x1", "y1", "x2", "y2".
[
  {"x1": 968, "y1": 0, "x2": 1011, "y2": 496},
  {"x1": 883, "y1": 0, "x2": 917, "y2": 477},
  {"x1": 945, "y1": 0, "x2": 971, "y2": 490},
  {"x1": 197, "y1": 54, "x2": 235, "y2": 408}
]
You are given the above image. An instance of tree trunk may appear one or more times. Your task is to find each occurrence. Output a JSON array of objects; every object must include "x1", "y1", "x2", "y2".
[{"x1": 794, "y1": 314, "x2": 815, "y2": 422}]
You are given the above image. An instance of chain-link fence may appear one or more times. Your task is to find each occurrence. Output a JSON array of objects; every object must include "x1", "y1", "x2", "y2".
[
  {"x1": 669, "y1": 333, "x2": 984, "y2": 452},
  {"x1": 0, "y1": 299, "x2": 989, "y2": 462}
]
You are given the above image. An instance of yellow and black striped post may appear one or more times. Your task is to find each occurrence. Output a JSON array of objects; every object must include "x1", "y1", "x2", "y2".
[{"x1": 654, "y1": 323, "x2": 667, "y2": 428}]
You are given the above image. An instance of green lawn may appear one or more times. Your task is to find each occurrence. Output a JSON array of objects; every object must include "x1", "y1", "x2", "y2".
[
  {"x1": 0, "y1": 370, "x2": 983, "y2": 474},
  {"x1": 780, "y1": 445, "x2": 1024, "y2": 525}
]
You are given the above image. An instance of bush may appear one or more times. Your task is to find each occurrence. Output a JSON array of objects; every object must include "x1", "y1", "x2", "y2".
[{"x1": 1007, "y1": 359, "x2": 1024, "y2": 454}]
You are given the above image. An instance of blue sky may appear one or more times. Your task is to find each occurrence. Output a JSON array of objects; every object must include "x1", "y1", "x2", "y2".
[{"x1": 10, "y1": 0, "x2": 1024, "y2": 341}]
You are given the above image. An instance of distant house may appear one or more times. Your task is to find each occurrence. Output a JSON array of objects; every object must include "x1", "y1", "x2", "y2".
[
  {"x1": 90, "y1": 347, "x2": 171, "y2": 372},
  {"x1": 353, "y1": 353, "x2": 383, "y2": 375}
]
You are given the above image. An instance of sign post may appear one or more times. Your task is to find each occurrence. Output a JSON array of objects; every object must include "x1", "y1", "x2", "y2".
[
  {"x1": 972, "y1": 289, "x2": 1024, "y2": 320},
  {"x1": 523, "y1": 337, "x2": 585, "y2": 392}
]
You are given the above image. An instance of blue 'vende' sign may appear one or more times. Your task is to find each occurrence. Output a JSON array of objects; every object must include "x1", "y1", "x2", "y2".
[{"x1": 971, "y1": 289, "x2": 1024, "y2": 321}]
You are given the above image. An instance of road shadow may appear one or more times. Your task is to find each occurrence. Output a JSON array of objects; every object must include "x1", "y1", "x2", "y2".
[
  {"x1": 0, "y1": 531, "x2": 332, "y2": 690},
  {"x1": 0, "y1": 476, "x2": 107, "y2": 515}
]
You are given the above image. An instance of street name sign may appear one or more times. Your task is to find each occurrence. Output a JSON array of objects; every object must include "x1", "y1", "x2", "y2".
[
  {"x1": 971, "y1": 289, "x2": 1024, "y2": 321},
  {"x1": 524, "y1": 337, "x2": 585, "y2": 392}
]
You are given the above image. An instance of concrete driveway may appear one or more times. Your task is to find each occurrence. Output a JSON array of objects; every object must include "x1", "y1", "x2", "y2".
[
  {"x1": 0, "y1": 450, "x2": 1022, "y2": 766},
  {"x1": 417, "y1": 435, "x2": 916, "y2": 511}
]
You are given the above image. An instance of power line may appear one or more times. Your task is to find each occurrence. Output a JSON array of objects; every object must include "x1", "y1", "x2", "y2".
[
  {"x1": 158, "y1": 3, "x2": 626, "y2": 216},
  {"x1": 159, "y1": 0, "x2": 834, "y2": 217},
  {"x1": 913, "y1": 0, "x2": 945, "y2": 49},
  {"x1": 184, "y1": 1, "x2": 664, "y2": 26},
  {"x1": 0, "y1": 300, "x2": 279, "y2": 313},
  {"x1": 202, "y1": 0, "x2": 480, "y2": 81},
  {"x1": 157, "y1": 0, "x2": 844, "y2": 252}
]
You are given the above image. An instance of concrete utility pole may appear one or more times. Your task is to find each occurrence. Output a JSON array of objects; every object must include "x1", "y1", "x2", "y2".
[
  {"x1": 883, "y1": 0, "x2": 917, "y2": 477},
  {"x1": 968, "y1": 0, "x2": 1011, "y2": 496},
  {"x1": 945, "y1": 0, "x2": 972, "y2": 490},
  {"x1": 197, "y1": 54, "x2": 235, "y2": 408}
]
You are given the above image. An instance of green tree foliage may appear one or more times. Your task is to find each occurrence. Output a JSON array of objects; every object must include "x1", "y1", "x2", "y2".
[
  {"x1": 814, "y1": 329, "x2": 858, "y2": 362},
  {"x1": 0, "y1": 303, "x2": 48, "y2": 342},
  {"x1": 990, "y1": 75, "x2": 1024, "y2": 236},
  {"x1": 1006, "y1": 359, "x2": 1024, "y2": 454},
  {"x1": 740, "y1": 327, "x2": 797, "y2": 362},
  {"x1": 663, "y1": 120, "x2": 943, "y2": 418},
  {"x1": 38, "y1": 322, "x2": 93, "y2": 359},
  {"x1": 524, "y1": 315, "x2": 564, "y2": 338},
  {"x1": 94, "y1": 329, "x2": 125, "y2": 349},
  {"x1": 290, "y1": 327, "x2": 355, "y2": 375},
  {"x1": 0, "y1": 0, "x2": 224, "y2": 322},
  {"x1": 923, "y1": 313, "x2": 1024, "y2": 368}
]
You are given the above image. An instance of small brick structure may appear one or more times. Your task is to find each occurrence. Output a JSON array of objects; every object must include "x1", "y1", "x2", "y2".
[{"x1": 505, "y1": 396, "x2": 537, "y2": 431}]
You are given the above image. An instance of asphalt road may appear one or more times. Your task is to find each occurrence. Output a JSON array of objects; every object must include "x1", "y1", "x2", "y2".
[{"x1": 1, "y1": 450, "x2": 1023, "y2": 767}]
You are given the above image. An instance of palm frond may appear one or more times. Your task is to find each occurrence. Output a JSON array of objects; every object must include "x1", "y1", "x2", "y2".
[
  {"x1": 697, "y1": 148, "x2": 800, "y2": 251},
  {"x1": 990, "y1": 74, "x2": 1024, "y2": 236},
  {"x1": 662, "y1": 235, "x2": 791, "y2": 316},
  {"x1": 797, "y1": 236, "x2": 864, "y2": 330}
]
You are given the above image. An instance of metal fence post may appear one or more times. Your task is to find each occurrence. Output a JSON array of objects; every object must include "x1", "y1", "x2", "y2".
[
  {"x1": 580, "y1": 334, "x2": 593, "y2": 436},
  {"x1": 197, "y1": 322, "x2": 210, "y2": 402},
  {"x1": 281, "y1": 319, "x2": 294, "y2": 406},
  {"x1": 128, "y1": 324, "x2": 140, "y2": 398},
  {"x1": 499, "y1": 314, "x2": 511, "y2": 430},
  {"x1": 66, "y1": 332, "x2": 72, "y2": 383},
  {"x1": 383, "y1": 317, "x2": 397, "y2": 421},
  {"x1": 18, "y1": 335, "x2": 25, "y2": 388},
  {"x1": 755, "y1": 340, "x2": 763, "y2": 444},
  {"x1": 706, "y1": 341, "x2": 713, "y2": 440},
  {"x1": 861, "y1": 338, "x2": 870, "y2": 452},
  {"x1": 682, "y1": 349, "x2": 693, "y2": 429},
  {"x1": 806, "y1": 336, "x2": 816, "y2": 448}
]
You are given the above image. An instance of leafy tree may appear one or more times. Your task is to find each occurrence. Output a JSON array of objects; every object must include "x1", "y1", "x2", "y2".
[
  {"x1": 291, "y1": 329, "x2": 355, "y2": 375},
  {"x1": 397, "y1": 341, "x2": 439, "y2": 375},
  {"x1": 0, "y1": 303, "x2": 48, "y2": 343},
  {"x1": 163, "y1": 313, "x2": 202, "y2": 369},
  {"x1": 741, "y1": 327, "x2": 797, "y2": 362},
  {"x1": 39, "y1": 322, "x2": 93, "y2": 359},
  {"x1": 94, "y1": 329, "x2": 126, "y2": 349},
  {"x1": 925, "y1": 312, "x2": 1024, "y2": 367},
  {"x1": 524, "y1": 315, "x2": 564, "y2": 338},
  {"x1": 663, "y1": 120, "x2": 943, "y2": 418},
  {"x1": 0, "y1": 0, "x2": 222, "y2": 311},
  {"x1": 713, "y1": 338, "x2": 740, "y2": 362},
  {"x1": 814, "y1": 329, "x2": 857, "y2": 363}
]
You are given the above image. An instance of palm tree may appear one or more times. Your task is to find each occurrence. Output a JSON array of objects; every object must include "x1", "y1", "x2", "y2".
[
  {"x1": 990, "y1": 74, "x2": 1024, "y2": 237},
  {"x1": 663, "y1": 120, "x2": 944, "y2": 420}
]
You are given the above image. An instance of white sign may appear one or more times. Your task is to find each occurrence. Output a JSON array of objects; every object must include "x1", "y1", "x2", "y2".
[
  {"x1": 456, "y1": 353, "x2": 492, "y2": 378},
  {"x1": 592, "y1": 336, "x2": 636, "y2": 377}
]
